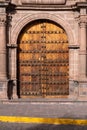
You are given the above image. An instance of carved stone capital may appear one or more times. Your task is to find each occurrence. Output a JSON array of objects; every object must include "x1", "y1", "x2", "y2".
[
  {"x1": 7, "y1": 14, "x2": 12, "y2": 27},
  {"x1": 79, "y1": 15, "x2": 87, "y2": 28},
  {"x1": 80, "y1": 22, "x2": 86, "y2": 28}
]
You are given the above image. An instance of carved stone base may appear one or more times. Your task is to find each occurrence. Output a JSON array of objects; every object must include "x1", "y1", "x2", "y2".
[
  {"x1": 79, "y1": 82, "x2": 87, "y2": 96},
  {"x1": 0, "y1": 80, "x2": 8, "y2": 99},
  {"x1": 69, "y1": 80, "x2": 79, "y2": 98}
]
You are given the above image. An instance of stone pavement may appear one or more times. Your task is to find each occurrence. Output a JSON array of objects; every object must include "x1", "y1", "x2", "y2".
[
  {"x1": 0, "y1": 99, "x2": 87, "y2": 130},
  {"x1": 0, "y1": 123, "x2": 87, "y2": 130},
  {"x1": 0, "y1": 100, "x2": 87, "y2": 119}
]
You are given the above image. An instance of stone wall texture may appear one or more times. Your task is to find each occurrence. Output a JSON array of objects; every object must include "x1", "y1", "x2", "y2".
[{"x1": 0, "y1": 0, "x2": 87, "y2": 101}]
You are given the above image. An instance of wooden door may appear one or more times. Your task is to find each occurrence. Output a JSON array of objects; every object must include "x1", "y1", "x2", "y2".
[{"x1": 17, "y1": 20, "x2": 69, "y2": 97}]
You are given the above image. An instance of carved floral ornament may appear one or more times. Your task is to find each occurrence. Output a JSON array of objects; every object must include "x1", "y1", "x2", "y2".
[
  {"x1": 0, "y1": 15, "x2": 6, "y2": 26},
  {"x1": 11, "y1": 0, "x2": 66, "y2": 5}
]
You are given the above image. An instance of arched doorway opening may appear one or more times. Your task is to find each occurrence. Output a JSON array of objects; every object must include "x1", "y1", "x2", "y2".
[{"x1": 17, "y1": 19, "x2": 69, "y2": 98}]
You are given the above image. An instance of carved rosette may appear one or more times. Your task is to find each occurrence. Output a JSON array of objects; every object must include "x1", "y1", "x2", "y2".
[{"x1": 0, "y1": 15, "x2": 6, "y2": 26}]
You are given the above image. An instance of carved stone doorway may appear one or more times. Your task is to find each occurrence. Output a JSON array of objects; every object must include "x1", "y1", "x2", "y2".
[{"x1": 17, "y1": 19, "x2": 69, "y2": 98}]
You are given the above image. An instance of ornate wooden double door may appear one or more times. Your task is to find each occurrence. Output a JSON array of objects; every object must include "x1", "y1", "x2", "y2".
[{"x1": 17, "y1": 20, "x2": 69, "y2": 97}]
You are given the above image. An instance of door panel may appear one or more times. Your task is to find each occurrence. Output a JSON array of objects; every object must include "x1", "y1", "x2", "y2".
[{"x1": 17, "y1": 20, "x2": 69, "y2": 97}]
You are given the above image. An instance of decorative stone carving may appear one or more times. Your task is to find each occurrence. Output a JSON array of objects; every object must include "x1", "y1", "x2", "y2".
[
  {"x1": 11, "y1": 0, "x2": 66, "y2": 5},
  {"x1": 22, "y1": 0, "x2": 66, "y2": 4},
  {"x1": 0, "y1": 15, "x2": 6, "y2": 26},
  {"x1": 79, "y1": 15, "x2": 87, "y2": 27}
]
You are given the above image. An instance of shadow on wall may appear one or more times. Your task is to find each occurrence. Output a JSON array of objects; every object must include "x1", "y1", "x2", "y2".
[{"x1": 7, "y1": 80, "x2": 15, "y2": 100}]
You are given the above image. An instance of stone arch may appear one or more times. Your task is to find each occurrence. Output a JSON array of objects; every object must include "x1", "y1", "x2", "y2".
[
  {"x1": 17, "y1": 19, "x2": 70, "y2": 97},
  {"x1": 11, "y1": 13, "x2": 74, "y2": 45}
]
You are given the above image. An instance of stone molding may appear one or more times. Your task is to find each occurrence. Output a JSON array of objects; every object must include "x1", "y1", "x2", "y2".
[
  {"x1": 79, "y1": 15, "x2": 87, "y2": 27},
  {"x1": 7, "y1": 44, "x2": 17, "y2": 48},
  {"x1": 79, "y1": 50, "x2": 87, "y2": 55},
  {"x1": 21, "y1": 0, "x2": 66, "y2": 5},
  {"x1": 11, "y1": 0, "x2": 66, "y2": 5},
  {"x1": 69, "y1": 45, "x2": 80, "y2": 49},
  {"x1": 11, "y1": 13, "x2": 74, "y2": 46},
  {"x1": 0, "y1": 0, "x2": 5, "y2": 2}
]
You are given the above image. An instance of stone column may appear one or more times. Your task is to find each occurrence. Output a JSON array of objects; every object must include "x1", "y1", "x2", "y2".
[
  {"x1": 0, "y1": 16, "x2": 6, "y2": 79},
  {"x1": 0, "y1": 15, "x2": 7, "y2": 98},
  {"x1": 79, "y1": 15, "x2": 87, "y2": 80},
  {"x1": 7, "y1": 14, "x2": 18, "y2": 99},
  {"x1": 78, "y1": 13, "x2": 87, "y2": 98},
  {"x1": 11, "y1": 45, "x2": 17, "y2": 80},
  {"x1": 11, "y1": 45, "x2": 17, "y2": 99},
  {"x1": 7, "y1": 44, "x2": 17, "y2": 99}
]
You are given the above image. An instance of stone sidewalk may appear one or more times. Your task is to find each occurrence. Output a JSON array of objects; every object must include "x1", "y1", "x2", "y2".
[
  {"x1": 0, "y1": 100, "x2": 87, "y2": 119},
  {"x1": 0, "y1": 100, "x2": 87, "y2": 130}
]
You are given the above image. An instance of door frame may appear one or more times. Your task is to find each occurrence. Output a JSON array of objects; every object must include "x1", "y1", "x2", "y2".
[{"x1": 9, "y1": 13, "x2": 79, "y2": 100}]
